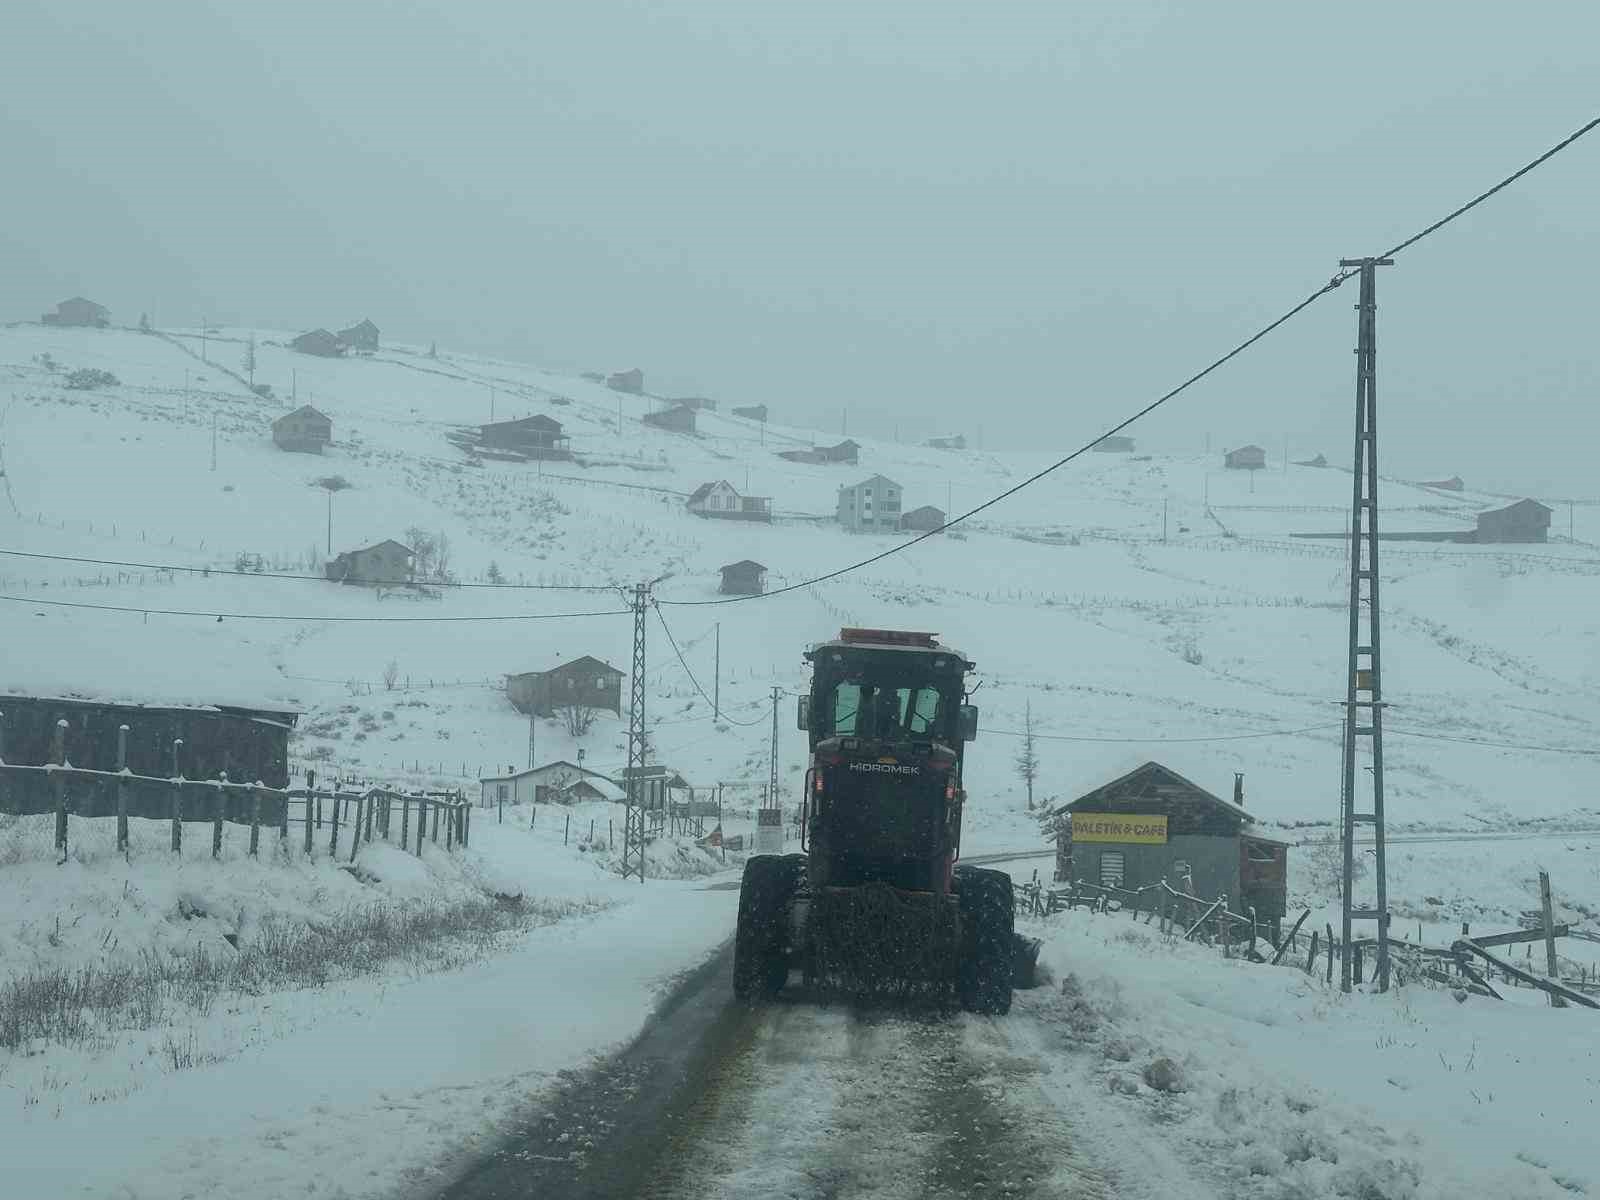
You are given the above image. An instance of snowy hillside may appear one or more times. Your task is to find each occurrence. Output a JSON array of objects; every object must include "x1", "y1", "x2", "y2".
[{"x1": 4, "y1": 319, "x2": 1600, "y2": 854}]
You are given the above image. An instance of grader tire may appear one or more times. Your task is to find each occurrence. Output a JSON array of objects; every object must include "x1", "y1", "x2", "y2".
[
  {"x1": 955, "y1": 865, "x2": 1015, "y2": 1015},
  {"x1": 733, "y1": 854, "x2": 801, "y2": 1001}
]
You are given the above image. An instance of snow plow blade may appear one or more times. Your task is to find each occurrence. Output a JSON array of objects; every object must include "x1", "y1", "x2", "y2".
[{"x1": 809, "y1": 883, "x2": 961, "y2": 1004}]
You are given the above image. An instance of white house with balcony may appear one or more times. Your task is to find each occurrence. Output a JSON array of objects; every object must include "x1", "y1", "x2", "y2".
[{"x1": 837, "y1": 474, "x2": 903, "y2": 533}]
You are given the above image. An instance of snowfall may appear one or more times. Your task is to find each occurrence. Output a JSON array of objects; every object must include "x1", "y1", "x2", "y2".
[{"x1": 1, "y1": 321, "x2": 1597, "y2": 1198}]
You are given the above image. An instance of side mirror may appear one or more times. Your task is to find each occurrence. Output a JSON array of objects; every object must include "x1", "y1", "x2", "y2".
[
  {"x1": 960, "y1": 705, "x2": 978, "y2": 742},
  {"x1": 796, "y1": 695, "x2": 810, "y2": 731}
]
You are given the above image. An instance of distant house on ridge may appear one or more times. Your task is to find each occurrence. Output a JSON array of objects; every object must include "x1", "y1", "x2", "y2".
[
  {"x1": 672, "y1": 396, "x2": 717, "y2": 411},
  {"x1": 607, "y1": 368, "x2": 644, "y2": 394},
  {"x1": 336, "y1": 319, "x2": 379, "y2": 354},
  {"x1": 719, "y1": 560, "x2": 767, "y2": 595},
  {"x1": 478, "y1": 760, "x2": 625, "y2": 807},
  {"x1": 325, "y1": 539, "x2": 414, "y2": 586},
  {"x1": 687, "y1": 480, "x2": 771, "y2": 523},
  {"x1": 479, "y1": 414, "x2": 570, "y2": 459},
  {"x1": 924, "y1": 434, "x2": 966, "y2": 451},
  {"x1": 1092, "y1": 435, "x2": 1136, "y2": 453},
  {"x1": 1418, "y1": 475, "x2": 1464, "y2": 492},
  {"x1": 291, "y1": 329, "x2": 345, "y2": 358},
  {"x1": 1293, "y1": 453, "x2": 1328, "y2": 468},
  {"x1": 271, "y1": 405, "x2": 332, "y2": 454},
  {"x1": 731, "y1": 404, "x2": 768, "y2": 422},
  {"x1": 643, "y1": 404, "x2": 696, "y2": 433},
  {"x1": 505, "y1": 657, "x2": 624, "y2": 718},
  {"x1": 1224, "y1": 445, "x2": 1266, "y2": 470},
  {"x1": 41, "y1": 297, "x2": 109, "y2": 328}
]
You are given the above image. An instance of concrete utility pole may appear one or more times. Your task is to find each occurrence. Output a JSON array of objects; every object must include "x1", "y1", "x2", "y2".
[
  {"x1": 326, "y1": 488, "x2": 334, "y2": 553},
  {"x1": 1338, "y1": 255, "x2": 1395, "y2": 994},
  {"x1": 183, "y1": 369, "x2": 190, "y2": 420},
  {"x1": 210, "y1": 413, "x2": 217, "y2": 471},
  {"x1": 713, "y1": 623, "x2": 721, "y2": 723},
  {"x1": 768, "y1": 686, "x2": 781, "y2": 815},
  {"x1": 527, "y1": 707, "x2": 536, "y2": 770},
  {"x1": 490, "y1": 385, "x2": 496, "y2": 422},
  {"x1": 1540, "y1": 870, "x2": 1567, "y2": 1007},
  {"x1": 1162, "y1": 496, "x2": 1168, "y2": 544},
  {"x1": 201, "y1": 318, "x2": 209, "y2": 363}
]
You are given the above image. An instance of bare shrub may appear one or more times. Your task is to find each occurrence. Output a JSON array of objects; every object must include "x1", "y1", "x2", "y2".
[
  {"x1": 560, "y1": 704, "x2": 597, "y2": 737},
  {"x1": 383, "y1": 660, "x2": 400, "y2": 691}
]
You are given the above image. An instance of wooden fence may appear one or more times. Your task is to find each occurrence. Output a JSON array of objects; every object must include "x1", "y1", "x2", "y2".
[
  {"x1": 0, "y1": 720, "x2": 469, "y2": 864},
  {"x1": 1017, "y1": 870, "x2": 1600, "y2": 1004}
]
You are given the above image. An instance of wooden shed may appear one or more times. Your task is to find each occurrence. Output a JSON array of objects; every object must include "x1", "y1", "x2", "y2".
[
  {"x1": 271, "y1": 405, "x2": 332, "y2": 454},
  {"x1": 1048, "y1": 762, "x2": 1288, "y2": 931},
  {"x1": 505, "y1": 656, "x2": 624, "y2": 718},
  {"x1": 1224, "y1": 445, "x2": 1266, "y2": 470},
  {"x1": 719, "y1": 560, "x2": 767, "y2": 595},
  {"x1": 899, "y1": 505, "x2": 946, "y2": 532},
  {"x1": 1092, "y1": 435, "x2": 1136, "y2": 453},
  {"x1": 731, "y1": 404, "x2": 768, "y2": 422}
]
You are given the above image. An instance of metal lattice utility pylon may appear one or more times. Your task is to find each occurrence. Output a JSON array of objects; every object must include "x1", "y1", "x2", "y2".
[
  {"x1": 1338, "y1": 256, "x2": 1393, "y2": 993},
  {"x1": 620, "y1": 583, "x2": 650, "y2": 882}
]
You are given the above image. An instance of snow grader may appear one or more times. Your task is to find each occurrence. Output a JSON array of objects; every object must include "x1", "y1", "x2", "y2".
[{"x1": 733, "y1": 628, "x2": 1016, "y2": 1013}]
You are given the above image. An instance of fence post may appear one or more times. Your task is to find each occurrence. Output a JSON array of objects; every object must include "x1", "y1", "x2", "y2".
[
  {"x1": 171, "y1": 739, "x2": 184, "y2": 853},
  {"x1": 401, "y1": 796, "x2": 410, "y2": 852},
  {"x1": 278, "y1": 776, "x2": 289, "y2": 844},
  {"x1": 565, "y1": 813, "x2": 570, "y2": 845},
  {"x1": 1221, "y1": 897, "x2": 1232, "y2": 958},
  {"x1": 461, "y1": 802, "x2": 470, "y2": 848},
  {"x1": 52, "y1": 718, "x2": 69, "y2": 858},
  {"x1": 498, "y1": 790, "x2": 503, "y2": 824},
  {"x1": 446, "y1": 800, "x2": 454, "y2": 850},
  {"x1": 329, "y1": 789, "x2": 341, "y2": 858},
  {"x1": 1326, "y1": 924, "x2": 1335, "y2": 985},
  {"x1": 589, "y1": 818, "x2": 595, "y2": 844},
  {"x1": 304, "y1": 771, "x2": 316, "y2": 856},
  {"x1": 1306, "y1": 930, "x2": 1319, "y2": 974},
  {"x1": 116, "y1": 724, "x2": 130, "y2": 854},
  {"x1": 433, "y1": 799, "x2": 440, "y2": 843},
  {"x1": 250, "y1": 783, "x2": 262, "y2": 857},
  {"x1": 531, "y1": 803, "x2": 537, "y2": 831},
  {"x1": 1353, "y1": 942, "x2": 1364, "y2": 985},
  {"x1": 350, "y1": 794, "x2": 364, "y2": 862},
  {"x1": 213, "y1": 772, "x2": 226, "y2": 859},
  {"x1": 1540, "y1": 870, "x2": 1567, "y2": 1009},
  {"x1": 365, "y1": 792, "x2": 375, "y2": 843}
]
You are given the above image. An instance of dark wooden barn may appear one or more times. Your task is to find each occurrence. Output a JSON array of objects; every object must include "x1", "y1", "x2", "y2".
[
  {"x1": 643, "y1": 404, "x2": 696, "y2": 433},
  {"x1": 899, "y1": 505, "x2": 946, "y2": 532},
  {"x1": 1224, "y1": 445, "x2": 1266, "y2": 470},
  {"x1": 505, "y1": 656, "x2": 624, "y2": 718},
  {"x1": 271, "y1": 405, "x2": 332, "y2": 453},
  {"x1": 325, "y1": 539, "x2": 414, "y2": 585},
  {"x1": 0, "y1": 694, "x2": 298, "y2": 790},
  {"x1": 1418, "y1": 475, "x2": 1464, "y2": 491},
  {"x1": 719, "y1": 560, "x2": 767, "y2": 595},
  {"x1": 1047, "y1": 761, "x2": 1288, "y2": 929},
  {"x1": 479, "y1": 414, "x2": 571, "y2": 459},
  {"x1": 1474, "y1": 498, "x2": 1551, "y2": 543},
  {"x1": 291, "y1": 328, "x2": 345, "y2": 357},
  {"x1": 1092, "y1": 435, "x2": 1136, "y2": 452},
  {"x1": 731, "y1": 404, "x2": 768, "y2": 422}
]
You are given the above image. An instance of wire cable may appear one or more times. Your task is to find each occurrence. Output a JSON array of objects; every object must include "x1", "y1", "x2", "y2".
[
  {"x1": 979, "y1": 721, "x2": 1342, "y2": 744},
  {"x1": 1387, "y1": 726, "x2": 1600, "y2": 756},
  {"x1": 658, "y1": 110, "x2": 1600, "y2": 609},
  {"x1": 652, "y1": 602, "x2": 768, "y2": 726},
  {"x1": 0, "y1": 594, "x2": 631, "y2": 623},
  {"x1": 0, "y1": 547, "x2": 616, "y2": 590}
]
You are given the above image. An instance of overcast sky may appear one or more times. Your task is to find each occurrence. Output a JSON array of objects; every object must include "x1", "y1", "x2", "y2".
[{"x1": 5, "y1": 3, "x2": 1597, "y2": 495}]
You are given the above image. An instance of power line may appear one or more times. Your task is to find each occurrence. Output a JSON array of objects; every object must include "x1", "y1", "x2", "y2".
[
  {"x1": 0, "y1": 594, "x2": 631, "y2": 623},
  {"x1": 0, "y1": 548, "x2": 616, "y2": 590},
  {"x1": 658, "y1": 110, "x2": 1600, "y2": 610},
  {"x1": 980, "y1": 721, "x2": 1342, "y2": 744},
  {"x1": 1387, "y1": 727, "x2": 1600, "y2": 757},
  {"x1": 652, "y1": 603, "x2": 767, "y2": 726}
]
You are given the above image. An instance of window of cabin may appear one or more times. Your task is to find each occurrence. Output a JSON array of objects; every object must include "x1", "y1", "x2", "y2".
[
  {"x1": 1099, "y1": 850, "x2": 1125, "y2": 888},
  {"x1": 1245, "y1": 841, "x2": 1277, "y2": 863}
]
